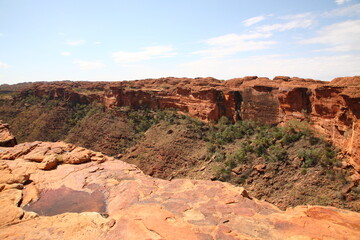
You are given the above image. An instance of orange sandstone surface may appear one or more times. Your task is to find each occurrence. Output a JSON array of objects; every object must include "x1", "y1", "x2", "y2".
[
  {"x1": 0, "y1": 121, "x2": 17, "y2": 147},
  {"x1": 1, "y1": 141, "x2": 360, "y2": 240}
]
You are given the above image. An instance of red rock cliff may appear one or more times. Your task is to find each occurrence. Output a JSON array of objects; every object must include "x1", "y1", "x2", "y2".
[{"x1": 17, "y1": 76, "x2": 360, "y2": 171}]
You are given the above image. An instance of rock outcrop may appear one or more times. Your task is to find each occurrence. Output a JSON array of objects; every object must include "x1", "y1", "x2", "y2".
[
  {"x1": 1, "y1": 142, "x2": 360, "y2": 239},
  {"x1": 0, "y1": 121, "x2": 17, "y2": 147}
]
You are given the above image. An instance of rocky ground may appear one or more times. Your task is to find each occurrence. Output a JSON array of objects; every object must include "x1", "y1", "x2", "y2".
[{"x1": 1, "y1": 141, "x2": 360, "y2": 240}]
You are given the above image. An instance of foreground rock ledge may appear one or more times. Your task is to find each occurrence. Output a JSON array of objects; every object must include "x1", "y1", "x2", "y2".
[{"x1": 1, "y1": 142, "x2": 360, "y2": 240}]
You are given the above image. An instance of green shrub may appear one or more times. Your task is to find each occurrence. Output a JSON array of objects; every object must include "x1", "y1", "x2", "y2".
[
  {"x1": 218, "y1": 116, "x2": 230, "y2": 126},
  {"x1": 213, "y1": 151, "x2": 225, "y2": 162},
  {"x1": 228, "y1": 147, "x2": 248, "y2": 164},
  {"x1": 225, "y1": 159, "x2": 237, "y2": 169},
  {"x1": 298, "y1": 148, "x2": 323, "y2": 168},
  {"x1": 220, "y1": 127, "x2": 236, "y2": 143},
  {"x1": 281, "y1": 129, "x2": 302, "y2": 145},
  {"x1": 266, "y1": 144, "x2": 288, "y2": 162},
  {"x1": 206, "y1": 143, "x2": 216, "y2": 153},
  {"x1": 309, "y1": 136, "x2": 320, "y2": 145},
  {"x1": 252, "y1": 133, "x2": 272, "y2": 157},
  {"x1": 214, "y1": 165, "x2": 231, "y2": 181}
]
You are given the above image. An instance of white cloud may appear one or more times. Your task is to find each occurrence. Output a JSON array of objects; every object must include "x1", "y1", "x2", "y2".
[
  {"x1": 280, "y1": 12, "x2": 313, "y2": 20},
  {"x1": 193, "y1": 33, "x2": 275, "y2": 58},
  {"x1": 74, "y1": 60, "x2": 105, "y2": 70},
  {"x1": 94, "y1": 41, "x2": 102, "y2": 45},
  {"x1": 324, "y1": 3, "x2": 360, "y2": 17},
  {"x1": 112, "y1": 45, "x2": 177, "y2": 63},
  {"x1": 242, "y1": 16, "x2": 266, "y2": 27},
  {"x1": 61, "y1": 52, "x2": 71, "y2": 56},
  {"x1": 257, "y1": 13, "x2": 315, "y2": 32},
  {"x1": 300, "y1": 20, "x2": 360, "y2": 51},
  {"x1": 335, "y1": 0, "x2": 351, "y2": 5},
  {"x1": 66, "y1": 40, "x2": 85, "y2": 46},
  {"x1": 0, "y1": 62, "x2": 10, "y2": 69}
]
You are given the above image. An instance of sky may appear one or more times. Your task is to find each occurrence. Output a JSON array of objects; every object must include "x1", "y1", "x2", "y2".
[{"x1": 0, "y1": 0, "x2": 359, "y2": 84}]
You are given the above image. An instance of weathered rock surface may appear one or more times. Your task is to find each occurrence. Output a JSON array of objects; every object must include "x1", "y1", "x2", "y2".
[
  {"x1": 12, "y1": 76, "x2": 359, "y2": 171},
  {"x1": 1, "y1": 142, "x2": 360, "y2": 239},
  {"x1": 0, "y1": 121, "x2": 17, "y2": 147}
]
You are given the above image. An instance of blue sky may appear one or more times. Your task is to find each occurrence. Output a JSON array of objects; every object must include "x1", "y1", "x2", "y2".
[{"x1": 0, "y1": 0, "x2": 359, "y2": 84}]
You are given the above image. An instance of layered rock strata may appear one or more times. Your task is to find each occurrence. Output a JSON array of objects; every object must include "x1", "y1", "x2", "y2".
[
  {"x1": 1, "y1": 142, "x2": 360, "y2": 239},
  {"x1": 15, "y1": 76, "x2": 360, "y2": 171}
]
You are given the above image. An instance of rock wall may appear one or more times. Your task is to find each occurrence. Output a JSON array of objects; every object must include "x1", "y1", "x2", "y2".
[{"x1": 13, "y1": 76, "x2": 360, "y2": 170}]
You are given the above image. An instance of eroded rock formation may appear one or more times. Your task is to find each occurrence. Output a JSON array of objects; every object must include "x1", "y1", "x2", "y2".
[
  {"x1": 14, "y1": 76, "x2": 359, "y2": 171},
  {"x1": 1, "y1": 142, "x2": 360, "y2": 239},
  {"x1": 0, "y1": 121, "x2": 17, "y2": 147}
]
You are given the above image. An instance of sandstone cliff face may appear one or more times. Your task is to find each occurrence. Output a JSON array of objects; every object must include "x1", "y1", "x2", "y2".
[
  {"x1": 1, "y1": 142, "x2": 360, "y2": 239},
  {"x1": 15, "y1": 76, "x2": 360, "y2": 171},
  {"x1": 0, "y1": 121, "x2": 17, "y2": 147}
]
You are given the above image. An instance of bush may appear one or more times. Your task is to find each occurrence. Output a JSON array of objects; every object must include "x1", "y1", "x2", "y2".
[
  {"x1": 213, "y1": 151, "x2": 225, "y2": 162},
  {"x1": 127, "y1": 109, "x2": 159, "y2": 133},
  {"x1": 266, "y1": 144, "x2": 288, "y2": 162},
  {"x1": 298, "y1": 148, "x2": 323, "y2": 168},
  {"x1": 225, "y1": 159, "x2": 237, "y2": 169},
  {"x1": 234, "y1": 120, "x2": 256, "y2": 136},
  {"x1": 281, "y1": 129, "x2": 302, "y2": 145},
  {"x1": 309, "y1": 136, "x2": 320, "y2": 145},
  {"x1": 228, "y1": 148, "x2": 248, "y2": 164},
  {"x1": 206, "y1": 143, "x2": 216, "y2": 153},
  {"x1": 218, "y1": 116, "x2": 230, "y2": 126},
  {"x1": 252, "y1": 133, "x2": 272, "y2": 157},
  {"x1": 214, "y1": 166, "x2": 231, "y2": 182}
]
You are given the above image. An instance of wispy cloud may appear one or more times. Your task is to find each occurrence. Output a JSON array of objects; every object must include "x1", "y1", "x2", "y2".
[
  {"x1": 94, "y1": 41, "x2": 102, "y2": 45},
  {"x1": 112, "y1": 45, "x2": 177, "y2": 63},
  {"x1": 242, "y1": 16, "x2": 267, "y2": 27},
  {"x1": 324, "y1": 3, "x2": 360, "y2": 17},
  {"x1": 300, "y1": 20, "x2": 360, "y2": 51},
  {"x1": 335, "y1": 0, "x2": 351, "y2": 5},
  {"x1": 61, "y1": 52, "x2": 71, "y2": 56},
  {"x1": 74, "y1": 60, "x2": 105, "y2": 70},
  {"x1": 257, "y1": 13, "x2": 315, "y2": 32},
  {"x1": 193, "y1": 33, "x2": 275, "y2": 58},
  {"x1": 66, "y1": 40, "x2": 85, "y2": 46},
  {"x1": 0, "y1": 62, "x2": 10, "y2": 69}
]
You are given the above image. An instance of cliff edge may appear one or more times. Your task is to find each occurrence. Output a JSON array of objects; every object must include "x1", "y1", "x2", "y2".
[{"x1": 1, "y1": 141, "x2": 360, "y2": 239}]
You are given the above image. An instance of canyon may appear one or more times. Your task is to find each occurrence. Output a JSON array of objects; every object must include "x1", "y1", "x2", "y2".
[
  {"x1": 0, "y1": 76, "x2": 359, "y2": 239},
  {"x1": 5, "y1": 75, "x2": 359, "y2": 172}
]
